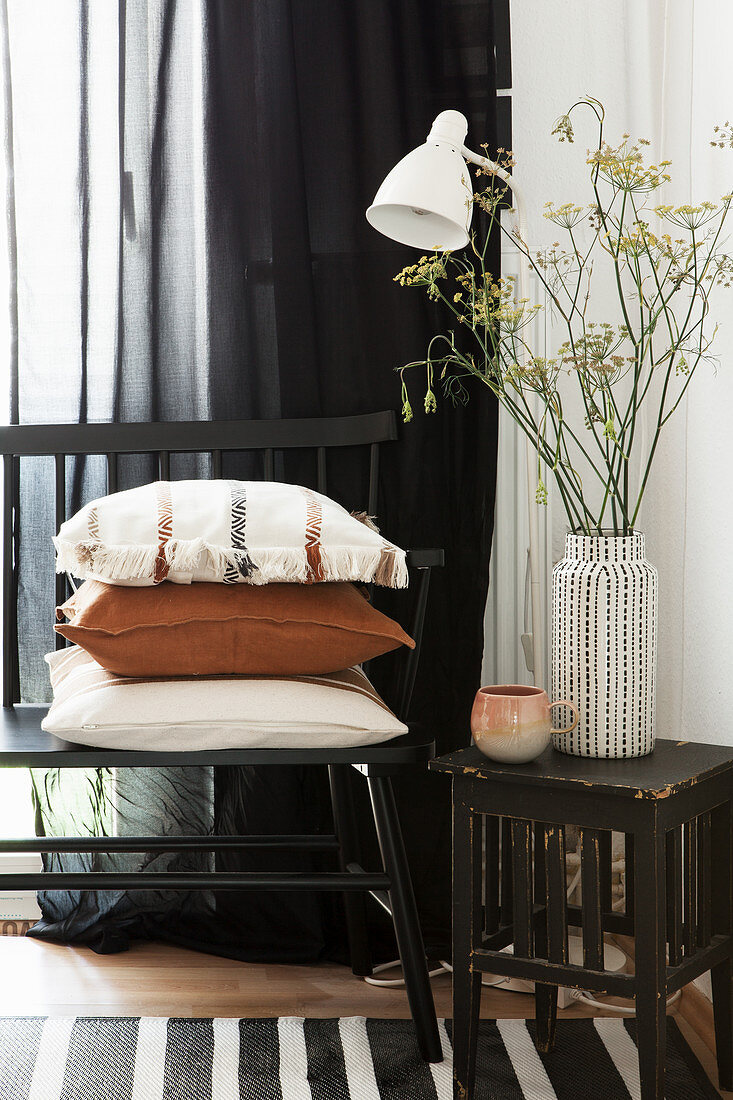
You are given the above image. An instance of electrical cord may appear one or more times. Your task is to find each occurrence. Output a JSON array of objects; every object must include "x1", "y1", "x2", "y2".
[
  {"x1": 363, "y1": 959, "x2": 506, "y2": 989},
  {"x1": 363, "y1": 960, "x2": 450, "y2": 988},
  {"x1": 437, "y1": 959, "x2": 507, "y2": 988},
  {"x1": 570, "y1": 987, "x2": 681, "y2": 1016}
]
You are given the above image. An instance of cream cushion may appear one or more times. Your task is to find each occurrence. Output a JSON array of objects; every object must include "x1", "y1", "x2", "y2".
[
  {"x1": 54, "y1": 479, "x2": 407, "y2": 588},
  {"x1": 42, "y1": 646, "x2": 408, "y2": 751}
]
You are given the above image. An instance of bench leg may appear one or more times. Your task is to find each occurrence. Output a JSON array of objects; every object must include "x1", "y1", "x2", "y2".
[
  {"x1": 368, "y1": 774, "x2": 442, "y2": 1063},
  {"x1": 328, "y1": 764, "x2": 373, "y2": 976}
]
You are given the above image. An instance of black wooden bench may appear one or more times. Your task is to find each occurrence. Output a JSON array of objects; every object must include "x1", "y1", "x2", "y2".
[{"x1": 0, "y1": 411, "x2": 443, "y2": 1063}]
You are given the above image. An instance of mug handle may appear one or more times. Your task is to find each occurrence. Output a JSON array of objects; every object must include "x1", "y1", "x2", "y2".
[{"x1": 549, "y1": 700, "x2": 580, "y2": 736}]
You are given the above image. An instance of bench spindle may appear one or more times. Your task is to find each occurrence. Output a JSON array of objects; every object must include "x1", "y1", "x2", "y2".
[
  {"x1": 368, "y1": 443, "x2": 379, "y2": 517},
  {"x1": 106, "y1": 452, "x2": 118, "y2": 494},
  {"x1": 54, "y1": 455, "x2": 67, "y2": 643},
  {"x1": 317, "y1": 447, "x2": 327, "y2": 495},
  {"x1": 158, "y1": 451, "x2": 170, "y2": 480}
]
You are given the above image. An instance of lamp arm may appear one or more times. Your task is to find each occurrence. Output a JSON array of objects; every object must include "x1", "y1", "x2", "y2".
[
  {"x1": 461, "y1": 145, "x2": 512, "y2": 180},
  {"x1": 460, "y1": 145, "x2": 521, "y2": 210},
  {"x1": 460, "y1": 146, "x2": 545, "y2": 689}
]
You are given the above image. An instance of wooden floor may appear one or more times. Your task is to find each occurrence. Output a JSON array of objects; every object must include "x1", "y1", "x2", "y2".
[
  {"x1": 0, "y1": 937, "x2": 590, "y2": 1019},
  {"x1": 0, "y1": 936, "x2": 727, "y2": 1096}
]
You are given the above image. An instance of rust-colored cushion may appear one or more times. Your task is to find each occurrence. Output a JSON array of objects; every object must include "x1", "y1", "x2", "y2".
[{"x1": 55, "y1": 579, "x2": 414, "y2": 677}]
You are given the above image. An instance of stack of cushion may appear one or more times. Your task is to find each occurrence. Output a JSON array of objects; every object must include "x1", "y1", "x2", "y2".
[{"x1": 43, "y1": 480, "x2": 414, "y2": 750}]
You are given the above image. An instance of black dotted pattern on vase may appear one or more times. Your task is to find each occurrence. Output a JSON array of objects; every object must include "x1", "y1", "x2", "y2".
[{"x1": 551, "y1": 532, "x2": 657, "y2": 758}]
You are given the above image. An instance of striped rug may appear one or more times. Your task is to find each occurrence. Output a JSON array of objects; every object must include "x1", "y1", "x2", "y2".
[{"x1": 0, "y1": 1016, "x2": 718, "y2": 1099}]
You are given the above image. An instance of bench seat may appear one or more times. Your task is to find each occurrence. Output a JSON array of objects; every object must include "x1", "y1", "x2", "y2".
[{"x1": 0, "y1": 705, "x2": 435, "y2": 770}]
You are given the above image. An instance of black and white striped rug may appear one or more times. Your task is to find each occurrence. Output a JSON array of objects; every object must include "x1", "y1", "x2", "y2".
[{"x1": 0, "y1": 1016, "x2": 718, "y2": 1099}]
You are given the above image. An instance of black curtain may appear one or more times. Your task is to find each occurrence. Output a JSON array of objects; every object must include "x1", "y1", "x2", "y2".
[{"x1": 4, "y1": 0, "x2": 498, "y2": 963}]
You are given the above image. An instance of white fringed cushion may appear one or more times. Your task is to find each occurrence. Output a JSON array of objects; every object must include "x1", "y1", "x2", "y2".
[
  {"x1": 53, "y1": 480, "x2": 407, "y2": 588},
  {"x1": 42, "y1": 646, "x2": 408, "y2": 750}
]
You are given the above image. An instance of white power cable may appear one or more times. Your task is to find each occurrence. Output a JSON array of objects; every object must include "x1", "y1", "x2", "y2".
[
  {"x1": 571, "y1": 987, "x2": 681, "y2": 1016},
  {"x1": 363, "y1": 959, "x2": 506, "y2": 989}
]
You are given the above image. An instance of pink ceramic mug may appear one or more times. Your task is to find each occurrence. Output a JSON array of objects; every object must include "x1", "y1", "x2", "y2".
[{"x1": 471, "y1": 685, "x2": 580, "y2": 764}]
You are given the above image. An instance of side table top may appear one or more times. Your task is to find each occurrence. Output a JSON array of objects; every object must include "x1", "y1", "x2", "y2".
[{"x1": 430, "y1": 739, "x2": 733, "y2": 799}]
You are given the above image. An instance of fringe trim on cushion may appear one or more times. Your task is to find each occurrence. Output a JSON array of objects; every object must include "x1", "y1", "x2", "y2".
[
  {"x1": 53, "y1": 538, "x2": 408, "y2": 588},
  {"x1": 165, "y1": 537, "x2": 255, "y2": 580},
  {"x1": 53, "y1": 538, "x2": 259, "y2": 585},
  {"x1": 374, "y1": 547, "x2": 405, "y2": 588},
  {"x1": 350, "y1": 511, "x2": 381, "y2": 534},
  {"x1": 247, "y1": 546, "x2": 408, "y2": 588},
  {"x1": 153, "y1": 552, "x2": 169, "y2": 583},
  {"x1": 317, "y1": 545, "x2": 408, "y2": 589},
  {"x1": 305, "y1": 543, "x2": 325, "y2": 582},
  {"x1": 65, "y1": 541, "x2": 160, "y2": 580}
]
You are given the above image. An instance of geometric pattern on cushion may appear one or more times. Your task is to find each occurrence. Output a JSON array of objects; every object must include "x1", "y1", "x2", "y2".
[{"x1": 54, "y1": 480, "x2": 408, "y2": 588}]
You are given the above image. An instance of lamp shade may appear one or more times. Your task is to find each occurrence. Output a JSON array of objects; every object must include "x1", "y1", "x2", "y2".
[{"x1": 366, "y1": 132, "x2": 473, "y2": 251}]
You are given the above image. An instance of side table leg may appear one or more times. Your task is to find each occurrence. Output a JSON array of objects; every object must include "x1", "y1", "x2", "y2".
[
  {"x1": 634, "y1": 818, "x2": 666, "y2": 1100},
  {"x1": 711, "y1": 959, "x2": 733, "y2": 1091},
  {"x1": 452, "y1": 798, "x2": 482, "y2": 1100},
  {"x1": 711, "y1": 800, "x2": 733, "y2": 1090},
  {"x1": 534, "y1": 986, "x2": 557, "y2": 1054}
]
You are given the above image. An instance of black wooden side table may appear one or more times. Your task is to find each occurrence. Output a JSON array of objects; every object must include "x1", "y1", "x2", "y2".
[{"x1": 431, "y1": 740, "x2": 733, "y2": 1100}]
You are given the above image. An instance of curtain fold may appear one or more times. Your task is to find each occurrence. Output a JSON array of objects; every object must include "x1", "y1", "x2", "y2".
[{"x1": 3, "y1": 0, "x2": 499, "y2": 962}]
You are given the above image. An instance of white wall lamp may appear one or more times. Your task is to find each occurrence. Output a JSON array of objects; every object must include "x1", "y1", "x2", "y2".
[{"x1": 366, "y1": 110, "x2": 545, "y2": 687}]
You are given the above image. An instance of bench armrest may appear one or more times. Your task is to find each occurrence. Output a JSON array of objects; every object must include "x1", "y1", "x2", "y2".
[{"x1": 406, "y1": 548, "x2": 445, "y2": 569}]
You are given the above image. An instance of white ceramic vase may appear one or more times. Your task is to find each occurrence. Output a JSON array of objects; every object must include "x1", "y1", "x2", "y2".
[{"x1": 551, "y1": 532, "x2": 657, "y2": 758}]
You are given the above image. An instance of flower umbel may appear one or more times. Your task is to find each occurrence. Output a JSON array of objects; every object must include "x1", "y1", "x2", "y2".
[
  {"x1": 394, "y1": 254, "x2": 447, "y2": 300},
  {"x1": 588, "y1": 138, "x2": 671, "y2": 193}
]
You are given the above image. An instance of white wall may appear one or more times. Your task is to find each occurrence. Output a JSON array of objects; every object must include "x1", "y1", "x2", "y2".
[{"x1": 505, "y1": 0, "x2": 733, "y2": 744}]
